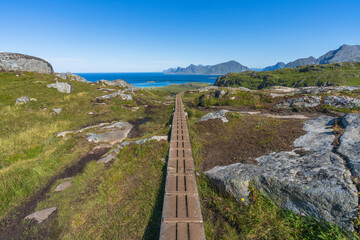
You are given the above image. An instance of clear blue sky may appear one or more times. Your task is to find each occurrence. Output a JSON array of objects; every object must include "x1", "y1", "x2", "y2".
[{"x1": 1, "y1": 0, "x2": 359, "y2": 72}]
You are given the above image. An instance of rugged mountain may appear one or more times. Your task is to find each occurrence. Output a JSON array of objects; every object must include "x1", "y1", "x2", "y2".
[
  {"x1": 316, "y1": 44, "x2": 360, "y2": 64},
  {"x1": 0, "y1": 52, "x2": 53, "y2": 74},
  {"x1": 262, "y1": 62, "x2": 286, "y2": 71},
  {"x1": 164, "y1": 60, "x2": 250, "y2": 75},
  {"x1": 285, "y1": 56, "x2": 317, "y2": 68}
]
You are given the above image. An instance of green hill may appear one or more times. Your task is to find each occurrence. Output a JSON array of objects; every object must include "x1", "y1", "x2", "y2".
[{"x1": 214, "y1": 62, "x2": 360, "y2": 89}]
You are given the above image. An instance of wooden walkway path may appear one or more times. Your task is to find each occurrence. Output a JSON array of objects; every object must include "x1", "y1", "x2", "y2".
[{"x1": 160, "y1": 94, "x2": 206, "y2": 240}]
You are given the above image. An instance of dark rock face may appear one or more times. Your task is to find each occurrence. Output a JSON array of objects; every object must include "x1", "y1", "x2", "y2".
[
  {"x1": 0, "y1": 52, "x2": 53, "y2": 74},
  {"x1": 205, "y1": 115, "x2": 359, "y2": 231},
  {"x1": 285, "y1": 56, "x2": 317, "y2": 68},
  {"x1": 164, "y1": 60, "x2": 250, "y2": 75},
  {"x1": 317, "y1": 44, "x2": 360, "y2": 64},
  {"x1": 262, "y1": 62, "x2": 286, "y2": 71}
]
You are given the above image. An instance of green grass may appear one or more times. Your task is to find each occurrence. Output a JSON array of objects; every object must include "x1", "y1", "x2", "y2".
[
  {"x1": 183, "y1": 97, "x2": 358, "y2": 239},
  {"x1": 215, "y1": 62, "x2": 360, "y2": 89},
  {"x1": 0, "y1": 71, "x2": 173, "y2": 222},
  {"x1": 21, "y1": 141, "x2": 168, "y2": 239}
]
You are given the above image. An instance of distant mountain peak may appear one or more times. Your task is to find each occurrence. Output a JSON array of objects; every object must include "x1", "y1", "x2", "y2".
[{"x1": 164, "y1": 60, "x2": 249, "y2": 75}]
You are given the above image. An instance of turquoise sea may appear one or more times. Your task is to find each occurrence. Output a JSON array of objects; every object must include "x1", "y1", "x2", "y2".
[{"x1": 76, "y1": 72, "x2": 219, "y2": 88}]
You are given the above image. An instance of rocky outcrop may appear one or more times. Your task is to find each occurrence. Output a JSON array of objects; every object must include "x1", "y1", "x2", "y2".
[
  {"x1": 205, "y1": 115, "x2": 358, "y2": 231},
  {"x1": 273, "y1": 96, "x2": 321, "y2": 109},
  {"x1": 47, "y1": 82, "x2": 73, "y2": 93},
  {"x1": 198, "y1": 109, "x2": 229, "y2": 123},
  {"x1": 98, "y1": 79, "x2": 136, "y2": 90},
  {"x1": 338, "y1": 114, "x2": 360, "y2": 179},
  {"x1": 87, "y1": 122, "x2": 133, "y2": 145},
  {"x1": 0, "y1": 52, "x2": 53, "y2": 74},
  {"x1": 324, "y1": 95, "x2": 360, "y2": 108},
  {"x1": 55, "y1": 72, "x2": 89, "y2": 83},
  {"x1": 97, "y1": 91, "x2": 133, "y2": 101}
]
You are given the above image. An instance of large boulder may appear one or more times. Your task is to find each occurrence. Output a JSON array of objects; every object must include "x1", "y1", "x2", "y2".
[
  {"x1": 98, "y1": 79, "x2": 136, "y2": 90},
  {"x1": 47, "y1": 82, "x2": 73, "y2": 93},
  {"x1": 338, "y1": 114, "x2": 360, "y2": 179},
  {"x1": 324, "y1": 95, "x2": 360, "y2": 108},
  {"x1": 97, "y1": 91, "x2": 133, "y2": 101},
  {"x1": 205, "y1": 115, "x2": 358, "y2": 231},
  {"x1": 273, "y1": 96, "x2": 321, "y2": 109},
  {"x1": 0, "y1": 52, "x2": 53, "y2": 74},
  {"x1": 198, "y1": 109, "x2": 229, "y2": 123}
]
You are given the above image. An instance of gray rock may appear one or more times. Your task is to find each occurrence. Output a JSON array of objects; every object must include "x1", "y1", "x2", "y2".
[
  {"x1": 324, "y1": 95, "x2": 360, "y2": 108},
  {"x1": 52, "y1": 108, "x2": 62, "y2": 114},
  {"x1": 205, "y1": 115, "x2": 358, "y2": 231},
  {"x1": 66, "y1": 72, "x2": 88, "y2": 83},
  {"x1": 0, "y1": 52, "x2": 53, "y2": 74},
  {"x1": 338, "y1": 114, "x2": 360, "y2": 179},
  {"x1": 273, "y1": 96, "x2": 321, "y2": 109},
  {"x1": 214, "y1": 90, "x2": 226, "y2": 98},
  {"x1": 25, "y1": 207, "x2": 57, "y2": 223},
  {"x1": 135, "y1": 139, "x2": 147, "y2": 145},
  {"x1": 198, "y1": 109, "x2": 229, "y2": 123},
  {"x1": 15, "y1": 96, "x2": 37, "y2": 105},
  {"x1": 87, "y1": 122, "x2": 133, "y2": 145},
  {"x1": 98, "y1": 79, "x2": 136, "y2": 90},
  {"x1": 98, "y1": 91, "x2": 133, "y2": 101},
  {"x1": 54, "y1": 181, "x2": 72, "y2": 192},
  {"x1": 294, "y1": 115, "x2": 336, "y2": 152},
  {"x1": 121, "y1": 141, "x2": 131, "y2": 147},
  {"x1": 47, "y1": 82, "x2": 73, "y2": 93},
  {"x1": 54, "y1": 72, "x2": 67, "y2": 80},
  {"x1": 148, "y1": 135, "x2": 168, "y2": 142}
]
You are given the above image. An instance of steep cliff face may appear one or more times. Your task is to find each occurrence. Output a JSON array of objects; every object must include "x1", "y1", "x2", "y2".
[{"x1": 0, "y1": 53, "x2": 53, "y2": 74}]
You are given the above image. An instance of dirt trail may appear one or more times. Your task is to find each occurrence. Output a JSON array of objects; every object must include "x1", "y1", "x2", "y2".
[{"x1": 0, "y1": 147, "x2": 109, "y2": 240}]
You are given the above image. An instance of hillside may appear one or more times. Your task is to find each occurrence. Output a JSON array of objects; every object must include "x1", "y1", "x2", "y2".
[
  {"x1": 214, "y1": 62, "x2": 360, "y2": 89},
  {"x1": 164, "y1": 60, "x2": 249, "y2": 75}
]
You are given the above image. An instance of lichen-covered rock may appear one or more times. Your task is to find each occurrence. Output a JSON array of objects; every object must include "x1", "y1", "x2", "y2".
[
  {"x1": 273, "y1": 96, "x2": 321, "y2": 109},
  {"x1": 87, "y1": 122, "x2": 133, "y2": 145},
  {"x1": 66, "y1": 72, "x2": 88, "y2": 83},
  {"x1": 97, "y1": 91, "x2": 133, "y2": 101},
  {"x1": 98, "y1": 79, "x2": 136, "y2": 90},
  {"x1": 0, "y1": 52, "x2": 53, "y2": 74},
  {"x1": 214, "y1": 90, "x2": 226, "y2": 98},
  {"x1": 205, "y1": 115, "x2": 358, "y2": 231},
  {"x1": 198, "y1": 109, "x2": 229, "y2": 123},
  {"x1": 294, "y1": 115, "x2": 336, "y2": 152},
  {"x1": 47, "y1": 82, "x2": 73, "y2": 93},
  {"x1": 324, "y1": 95, "x2": 360, "y2": 108},
  {"x1": 15, "y1": 96, "x2": 37, "y2": 105},
  {"x1": 338, "y1": 113, "x2": 360, "y2": 179}
]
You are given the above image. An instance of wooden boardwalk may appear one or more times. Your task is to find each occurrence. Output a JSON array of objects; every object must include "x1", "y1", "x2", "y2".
[{"x1": 160, "y1": 94, "x2": 206, "y2": 240}]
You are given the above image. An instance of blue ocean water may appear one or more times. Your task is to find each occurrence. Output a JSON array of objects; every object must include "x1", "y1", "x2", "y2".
[{"x1": 76, "y1": 72, "x2": 219, "y2": 88}]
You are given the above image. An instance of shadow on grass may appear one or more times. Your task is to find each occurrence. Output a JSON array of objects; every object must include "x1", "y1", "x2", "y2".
[{"x1": 142, "y1": 163, "x2": 167, "y2": 240}]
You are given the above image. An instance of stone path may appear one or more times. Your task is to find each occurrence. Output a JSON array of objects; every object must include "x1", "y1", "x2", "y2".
[{"x1": 160, "y1": 94, "x2": 206, "y2": 240}]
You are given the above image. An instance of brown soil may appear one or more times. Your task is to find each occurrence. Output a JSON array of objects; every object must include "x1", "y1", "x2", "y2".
[
  {"x1": 128, "y1": 117, "x2": 151, "y2": 138},
  {"x1": 195, "y1": 115, "x2": 306, "y2": 171},
  {"x1": 0, "y1": 147, "x2": 110, "y2": 240}
]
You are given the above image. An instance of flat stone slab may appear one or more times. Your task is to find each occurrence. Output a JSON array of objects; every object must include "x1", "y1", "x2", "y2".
[
  {"x1": 198, "y1": 109, "x2": 229, "y2": 123},
  {"x1": 54, "y1": 181, "x2": 72, "y2": 192},
  {"x1": 25, "y1": 207, "x2": 57, "y2": 223}
]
